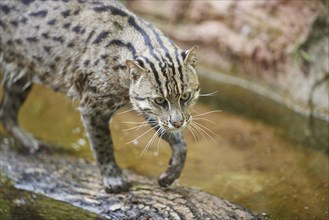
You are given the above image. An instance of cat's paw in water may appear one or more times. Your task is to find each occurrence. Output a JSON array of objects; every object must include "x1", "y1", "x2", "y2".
[{"x1": 103, "y1": 175, "x2": 131, "y2": 193}]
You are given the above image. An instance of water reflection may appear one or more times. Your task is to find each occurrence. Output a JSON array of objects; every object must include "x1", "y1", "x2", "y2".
[{"x1": 0, "y1": 85, "x2": 328, "y2": 219}]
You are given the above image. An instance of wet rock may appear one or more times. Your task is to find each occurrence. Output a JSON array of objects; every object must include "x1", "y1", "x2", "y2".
[{"x1": 0, "y1": 144, "x2": 259, "y2": 219}]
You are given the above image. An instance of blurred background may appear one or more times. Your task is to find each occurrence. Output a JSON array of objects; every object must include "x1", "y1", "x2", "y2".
[{"x1": 1, "y1": 0, "x2": 328, "y2": 219}]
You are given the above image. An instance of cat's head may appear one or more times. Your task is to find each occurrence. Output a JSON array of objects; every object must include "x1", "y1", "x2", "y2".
[{"x1": 126, "y1": 46, "x2": 200, "y2": 133}]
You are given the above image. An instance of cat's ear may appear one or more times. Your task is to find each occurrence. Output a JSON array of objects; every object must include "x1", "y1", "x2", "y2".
[
  {"x1": 126, "y1": 60, "x2": 146, "y2": 81},
  {"x1": 183, "y1": 45, "x2": 198, "y2": 68}
]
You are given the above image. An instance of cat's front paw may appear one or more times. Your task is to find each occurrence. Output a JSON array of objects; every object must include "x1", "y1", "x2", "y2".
[
  {"x1": 158, "y1": 171, "x2": 179, "y2": 187},
  {"x1": 103, "y1": 174, "x2": 130, "y2": 193}
]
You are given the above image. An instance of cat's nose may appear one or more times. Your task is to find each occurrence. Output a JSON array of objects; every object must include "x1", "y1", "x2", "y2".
[{"x1": 170, "y1": 120, "x2": 184, "y2": 128}]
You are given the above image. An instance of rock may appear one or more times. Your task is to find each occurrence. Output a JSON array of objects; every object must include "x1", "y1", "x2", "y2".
[{"x1": 0, "y1": 143, "x2": 260, "y2": 220}]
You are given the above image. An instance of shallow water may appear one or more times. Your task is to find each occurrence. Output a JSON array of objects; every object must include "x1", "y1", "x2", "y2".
[{"x1": 0, "y1": 85, "x2": 328, "y2": 219}]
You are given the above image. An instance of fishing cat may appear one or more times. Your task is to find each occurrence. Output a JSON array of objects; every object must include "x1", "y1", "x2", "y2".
[{"x1": 0, "y1": 0, "x2": 200, "y2": 193}]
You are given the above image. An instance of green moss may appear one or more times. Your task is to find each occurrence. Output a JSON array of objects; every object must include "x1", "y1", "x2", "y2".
[{"x1": 0, "y1": 175, "x2": 103, "y2": 220}]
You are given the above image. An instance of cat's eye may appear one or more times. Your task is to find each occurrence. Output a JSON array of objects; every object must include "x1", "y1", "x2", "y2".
[
  {"x1": 154, "y1": 97, "x2": 166, "y2": 105},
  {"x1": 180, "y1": 92, "x2": 191, "y2": 101}
]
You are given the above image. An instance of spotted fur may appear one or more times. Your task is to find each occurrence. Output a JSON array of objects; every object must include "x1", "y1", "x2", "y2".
[{"x1": 0, "y1": 0, "x2": 200, "y2": 193}]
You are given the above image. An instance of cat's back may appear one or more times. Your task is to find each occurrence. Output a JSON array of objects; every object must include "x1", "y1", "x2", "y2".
[
  {"x1": 0, "y1": 0, "x2": 132, "y2": 51},
  {"x1": 0, "y1": 0, "x2": 149, "y2": 93},
  {"x1": 1, "y1": 0, "x2": 97, "y2": 58}
]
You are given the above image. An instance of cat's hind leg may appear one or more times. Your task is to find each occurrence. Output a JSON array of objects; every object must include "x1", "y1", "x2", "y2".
[{"x1": 0, "y1": 70, "x2": 45, "y2": 153}]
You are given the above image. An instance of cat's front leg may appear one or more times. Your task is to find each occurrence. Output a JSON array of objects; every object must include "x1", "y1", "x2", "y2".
[
  {"x1": 80, "y1": 108, "x2": 130, "y2": 193},
  {"x1": 158, "y1": 132, "x2": 187, "y2": 187}
]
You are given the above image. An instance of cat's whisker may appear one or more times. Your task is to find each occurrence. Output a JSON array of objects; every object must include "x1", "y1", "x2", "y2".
[
  {"x1": 123, "y1": 121, "x2": 145, "y2": 125},
  {"x1": 139, "y1": 126, "x2": 161, "y2": 158},
  {"x1": 156, "y1": 128, "x2": 164, "y2": 155},
  {"x1": 192, "y1": 117, "x2": 216, "y2": 124},
  {"x1": 199, "y1": 91, "x2": 218, "y2": 97},
  {"x1": 118, "y1": 108, "x2": 135, "y2": 115},
  {"x1": 193, "y1": 121, "x2": 218, "y2": 137},
  {"x1": 193, "y1": 110, "x2": 222, "y2": 117},
  {"x1": 122, "y1": 123, "x2": 148, "y2": 132},
  {"x1": 123, "y1": 118, "x2": 154, "y2": 125},
  {"x1": 190, "y1": 123, "x2": 208, "y2": 143},
  {"x1": 122, "y1": 119, "x2": 151, "y2": 131},
  {"x1": 191, "y1": 121, "x2": 218, "y2": 144},
  {"x1": 126, "y1": 126, "x2": 154, "y2": 145},
  {"x1": 191, "y1": 122, "x2": 210, "y2": 143},
  {"x1": 187, "y1": 125, "x2": 198, "y2": 142}
]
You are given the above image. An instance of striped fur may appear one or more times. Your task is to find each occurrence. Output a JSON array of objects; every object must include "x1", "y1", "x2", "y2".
[{"x1": 0, "y1": 0, "x2": 199, "y2": 193}]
